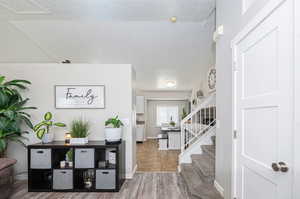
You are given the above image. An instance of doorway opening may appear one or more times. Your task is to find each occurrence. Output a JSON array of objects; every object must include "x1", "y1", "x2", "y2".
[{"x1": 136, "y1": 99, "x2": 189, "y2": 172}]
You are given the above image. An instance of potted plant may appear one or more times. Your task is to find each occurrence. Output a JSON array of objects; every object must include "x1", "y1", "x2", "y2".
[
  {"x1": 65, "y1": 149, "x2": 73, "y2": 168},
  {"x1": 105, "y1": 116, "x2": 123, "y2": 143},
  {"x1": 181, "y1": 108, "x2": 188, "y2": 120},
  {"x1": 33, "y1": 112, "x2": 66, "y2": 143},
  {"x1": 70, "y1": 119, "x2": 90, "y2": 144},
  {"x1": 169, "y1": 116, "x2": 176, "y2": 127},
  {"x1": 0, "y1": 76, "x2": 36, "y2": 156}
]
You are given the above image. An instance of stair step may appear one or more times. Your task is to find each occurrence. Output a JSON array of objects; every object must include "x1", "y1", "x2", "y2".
[
  {"x1": 191, "y1": 154, "x2": 215, "y2": 183},
  {"x1": 180, "y1": 164, "x2": 223, "y2": 199},
  {"x1": 201, "y1": 145, "x2": 215, "y2": 159},
  {"x1": 211, "y1": 136, "x2": 216, "y2": 146}
]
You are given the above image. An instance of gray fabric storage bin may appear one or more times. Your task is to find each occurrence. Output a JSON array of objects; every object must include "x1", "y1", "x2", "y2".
[
  {"x1": 53, "y1": 169, "x2": 73, "y2": 190},
  {"x1": 30, "y1": 149, "x2": 51, "y2": 169},
  {"x1": 75, "y1": 148, "x2": 95, "y2": 168},
  {"x1": 96, "y1": 170, "x2": 116, "y2": 190}
]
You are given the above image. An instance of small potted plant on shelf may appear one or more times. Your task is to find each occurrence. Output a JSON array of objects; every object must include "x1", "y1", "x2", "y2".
[
  {"x1": 70, "y1": 119, "x2": 90, "y2": 144},
  {"x1": 65, "y1": 149, "x2": 73, "y2": 168},
  {"x1": 34, "y1": 112, "x2": 66, "y2": 143},
  {"x1": 105, "y1": 116, "x2": 124, "y2": 143}
]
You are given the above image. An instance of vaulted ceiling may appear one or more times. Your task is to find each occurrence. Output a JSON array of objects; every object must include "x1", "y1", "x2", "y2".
[{"x1": 0, "y1": 0, "x2": 216, "y2": 91}]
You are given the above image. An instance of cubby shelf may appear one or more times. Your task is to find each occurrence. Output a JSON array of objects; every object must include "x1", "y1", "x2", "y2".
[{"x1": 27, "y1": 141, "x2": 125, "y2": 192}]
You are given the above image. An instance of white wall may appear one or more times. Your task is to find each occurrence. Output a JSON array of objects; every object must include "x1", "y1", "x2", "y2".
[
  {"x1": 1, "y1": 64, "x2": 136, "y2": 178},
  {"x1": 191, "y1": 12, "x2": 216, "y2": 99},
  {"x1": 215, "y1": 0, "x2": 270, "y2": 198},
  {"x1": 137, "y1": 90, "x2": 191, "y2": 100},
  {"x1": 294, "y1": 1, "x2": 300, "y2": 198},
  {"x1": 146, "y1": 100, "x2": 189, "y2": 138}
]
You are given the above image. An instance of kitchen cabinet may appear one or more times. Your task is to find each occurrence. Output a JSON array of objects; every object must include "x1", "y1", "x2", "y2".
[
  {"x1": 136, "y1": 96, "x2": 145, "y2": 114},
  {"x1": 136, "y1": 125, "x2": 145, "y2": 142},
  {"x1": 168, "y1": 131, "x2": 181, "y2": 150}
]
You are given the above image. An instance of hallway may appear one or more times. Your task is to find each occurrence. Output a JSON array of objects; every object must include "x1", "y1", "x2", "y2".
[{"x1": 136, "y1": 140, "x2": 180, "y2": 172}]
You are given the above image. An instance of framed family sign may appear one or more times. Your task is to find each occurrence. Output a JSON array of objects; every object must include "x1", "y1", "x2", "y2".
[{"x1": 55, "y1": 85, "x2": 105, "y2": 109}]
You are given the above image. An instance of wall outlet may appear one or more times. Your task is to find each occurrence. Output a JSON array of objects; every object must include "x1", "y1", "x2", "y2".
[{"x1": 121, "y1": 118, "x2": 130, "y2": 126}]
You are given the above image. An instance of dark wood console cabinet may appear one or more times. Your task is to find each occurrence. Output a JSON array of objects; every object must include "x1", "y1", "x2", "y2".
[{"x1": 27, "y1": 141, "x2": 125, "y2": 192}]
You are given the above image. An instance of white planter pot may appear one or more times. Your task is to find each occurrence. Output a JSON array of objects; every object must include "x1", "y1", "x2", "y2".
[
  {"x1": 105, "y1": 128, "x2": 122, "y2": 142},
  {"x1": 70, "y1": 137, "x2": 88, "y2": 145},
  {"x1": 42, "y1": 133, "x2": 54, "y2": 143}
]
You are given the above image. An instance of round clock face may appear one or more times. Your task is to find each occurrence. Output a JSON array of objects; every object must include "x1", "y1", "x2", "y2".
[{"x1": 208, "y1": 68, "x2": 216, "y2": 90}]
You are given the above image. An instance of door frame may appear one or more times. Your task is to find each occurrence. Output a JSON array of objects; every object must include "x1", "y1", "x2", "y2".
[
  {"x1": 294, "y1": 1, "x2": 299, "y2": 199},
  {"x1": 231, "y1": 0, "x2": 293, "y2": 198}
]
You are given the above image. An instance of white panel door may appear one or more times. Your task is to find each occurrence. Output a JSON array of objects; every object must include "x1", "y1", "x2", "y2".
[{"x1": 234, "y1": 1, "x2": 294, "y2": 199}]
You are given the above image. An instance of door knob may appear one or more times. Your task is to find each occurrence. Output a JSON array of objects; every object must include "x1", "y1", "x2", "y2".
[
  {"x1": 271, "y1": 163, "x2": 280, "y2": 172},
  {"x1": 271, "y1": 162, "x2": 289, "y2": 172},
  {"x1": 278, "y1": 162, "x2": 289, "y2": 172}
]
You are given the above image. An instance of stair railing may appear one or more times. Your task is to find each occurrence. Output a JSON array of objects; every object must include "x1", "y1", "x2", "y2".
[{"x1": 180, "y1": 93, "x2": 216, "y2": 153}]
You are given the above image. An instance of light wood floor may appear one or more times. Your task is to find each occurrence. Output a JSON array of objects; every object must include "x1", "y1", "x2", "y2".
[
  {"x1": 136, "y1": 139, "x2": 181, "y2": 172},
  {"x1": 11, "y1": 173, "x2": 190, "y2": 199}
]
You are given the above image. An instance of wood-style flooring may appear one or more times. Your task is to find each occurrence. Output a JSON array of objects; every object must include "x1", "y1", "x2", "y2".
[
  {"x1": 136, "y1": 139, "x2": 180, "y2": 172},
  {"x1": 11, "y1": 172, "x2": 190, "y2": 199}
]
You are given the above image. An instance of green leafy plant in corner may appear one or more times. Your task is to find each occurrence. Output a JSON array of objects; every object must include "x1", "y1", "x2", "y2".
[
  {"x1": 105, "y1": 116, "x2": 124, "y2": 128},
  {"x1": 0, "y1": 75, "x2": 37, "y2": 155},
  {"x1": 33, "y1": 112, "x2": 66, "y2": 139},
  {"x1": 70, "y1": 119, "x2": 90, "y2": 138},
  {"x1": 181, "y1": 108, "x2": 188, "y2": 120}
]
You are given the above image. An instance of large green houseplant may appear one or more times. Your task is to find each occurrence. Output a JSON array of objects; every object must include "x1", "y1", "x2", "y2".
[{"x1": 0, "y1": 75, "x2": 36, "y2": 156}]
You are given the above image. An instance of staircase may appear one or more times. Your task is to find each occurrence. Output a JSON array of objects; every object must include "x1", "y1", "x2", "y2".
[{"x1": 179, "y1": 93, "x2": 222, "y2": 198}]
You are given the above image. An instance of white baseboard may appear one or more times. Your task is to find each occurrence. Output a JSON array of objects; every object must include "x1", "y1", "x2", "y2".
[
  {"x1": 15, "y1": 172, "x2": 28, "y2": 180},
  {"x1": 126, "y1": 164, "x2": 137, "y2": 179},
  {"x1": 214, "y1": 180, "x2": 224, "y2": 198},
  {"x1": 147, "y1": 137, "x2": 157, "y2": 139}
]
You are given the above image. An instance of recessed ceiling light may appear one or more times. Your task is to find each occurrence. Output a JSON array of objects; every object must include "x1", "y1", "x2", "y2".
[
  {"x1": 170, "y1": 16, "x2": 177, "y2": 23},
  {"x1": 166, "y1": 81, "x2": 176, "y2": 88}
]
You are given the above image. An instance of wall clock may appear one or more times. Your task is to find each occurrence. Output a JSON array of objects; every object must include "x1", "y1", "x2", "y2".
[{"x1": 208, "y1": 67, "x2": 216, "y2": 92}]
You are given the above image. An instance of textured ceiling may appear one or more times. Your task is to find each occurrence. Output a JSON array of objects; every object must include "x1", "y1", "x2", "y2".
[{"x1": 0, "y1": 0, "x2": 215, "y2": 22}]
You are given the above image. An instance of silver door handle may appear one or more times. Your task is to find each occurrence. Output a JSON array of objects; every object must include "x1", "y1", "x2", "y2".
[
  {"x1": 271, "y1": 162, "x2": 289, "y2": 173},
  {"x1": 278, "y1": 162, "x2": 289, "y2": 172}
]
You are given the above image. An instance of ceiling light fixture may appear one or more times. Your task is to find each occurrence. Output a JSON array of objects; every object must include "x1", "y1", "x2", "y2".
[
  {"x1": 62, "y1": 59, "x2": 71, "y2": 64},
  {"x1": 170, "y1": 16, "x2": 177, "y2": 23},
  {"x1": 166, "y1": 81, "x2": 176, "y2": 88}
]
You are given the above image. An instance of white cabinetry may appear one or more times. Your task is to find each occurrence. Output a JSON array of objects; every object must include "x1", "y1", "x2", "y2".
[
  {"x1": 136, "y1": 125, "x2": 145, "y2": 142},
  {"x1": 136, "y1": 96, "x2": 145, "y2": 114},
  {"x1": 168, "y1": 132, "x2": 181, "y2": 150}
]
